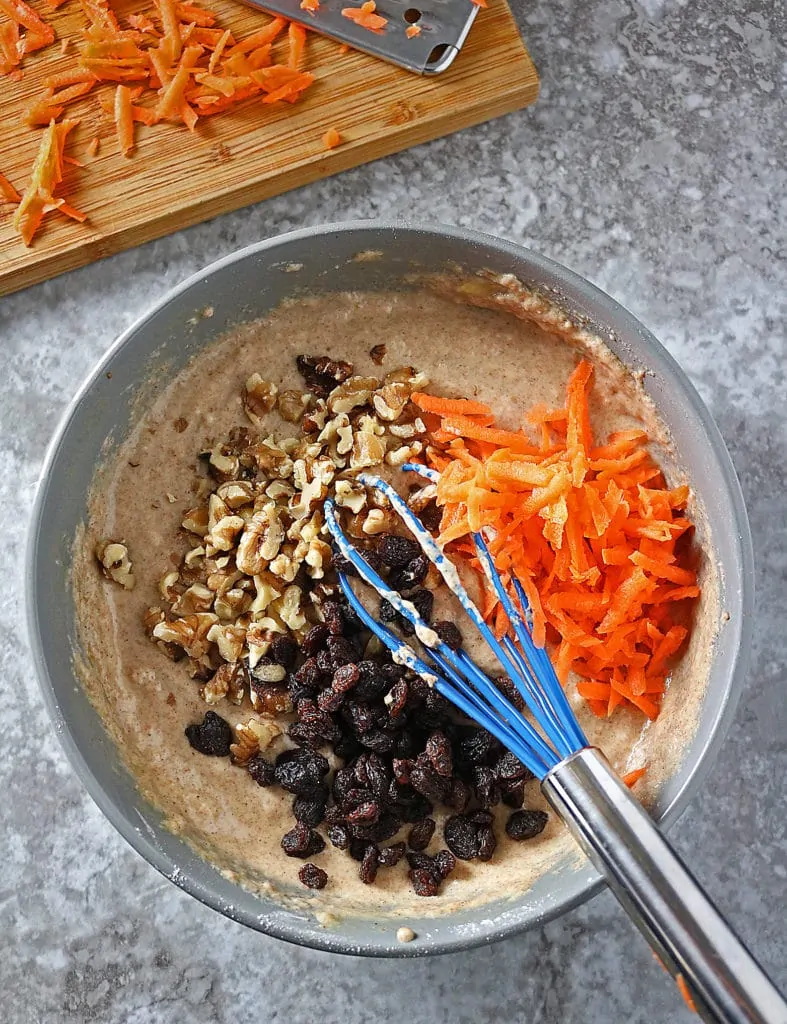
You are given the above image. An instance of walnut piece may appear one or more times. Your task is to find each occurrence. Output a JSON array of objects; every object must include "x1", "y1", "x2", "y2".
[
  {"x1": 243, "y1": 374, "x2": 278, "y2": 426},
  {"x1": 97, "y1": 541, "x2": 135, "y2": 590}
]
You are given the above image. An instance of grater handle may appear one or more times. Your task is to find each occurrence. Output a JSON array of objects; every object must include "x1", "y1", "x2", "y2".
[{"x1": 542, "y1": 748, "x2": 787, "y2": 1024}]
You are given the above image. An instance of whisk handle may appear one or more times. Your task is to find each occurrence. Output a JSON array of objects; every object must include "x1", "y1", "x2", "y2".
[{"x1": 542, "y1": 748, "x2": 787, "y2": 1024}]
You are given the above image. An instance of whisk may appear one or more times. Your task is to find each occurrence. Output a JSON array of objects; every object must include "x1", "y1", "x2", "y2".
[{"x1": 325, "y1": 466, "x2": 787, "y2": 1024}]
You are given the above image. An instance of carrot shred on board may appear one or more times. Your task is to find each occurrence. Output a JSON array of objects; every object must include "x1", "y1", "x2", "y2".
[
  {"x1": 0, "y1": 173, "x2": 22, "y2": 202},
  {"x1": 114, "y1": 83, "x2": 135, "y2": 155},
  {"x1": 287, "y1": 21, "x2": 306, "y2": 69},
  {"x1": 12, "y1": 119, "x2": 84, "y2": 246},
  {"x1": 323, "y1": 127, "x2": 341, "y2": 149},
  {"x1": 425, "y1": 358, "x2": 699, "y2": 721}
]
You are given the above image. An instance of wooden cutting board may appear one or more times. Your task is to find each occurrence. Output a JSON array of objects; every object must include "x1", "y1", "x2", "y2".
[{"x1": 0, "y1": 1, "x2": 538, "y2": 297}]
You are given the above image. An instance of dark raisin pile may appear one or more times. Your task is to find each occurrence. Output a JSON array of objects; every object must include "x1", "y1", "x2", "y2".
[{"x1": 184, "y1": 528, "x2": 549, "y2": 896}]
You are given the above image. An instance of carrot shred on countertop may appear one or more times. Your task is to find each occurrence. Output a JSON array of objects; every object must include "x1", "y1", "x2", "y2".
[{"x1": 423, "y1": 359, "x2": 699, "y2": 721}]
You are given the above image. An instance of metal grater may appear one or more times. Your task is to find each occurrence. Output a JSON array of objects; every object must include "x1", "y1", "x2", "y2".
[{"x1": 240, "y1": 0, "x2": 481, "y2": 74}]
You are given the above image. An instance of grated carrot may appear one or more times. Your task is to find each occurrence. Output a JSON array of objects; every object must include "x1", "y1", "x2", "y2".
[
  {"x1": 12, "y1": 119, "x2": 84, "y2": 246},
  {"x1": 300, "y1": 0, "x2": 319, "y2": 9},
  {"x1": 0, "y1": 173, "x2": 22, "y2": 202},
  {"x1": 323, "y1": 126, "x2": 341, "y2": 148},
  {"x1": 341, "y1": 1, "x2": 387, "y2": 31},
  {"x1": 425, "y1": 359, "x2": 699, "y2": 721},
  {"x1": 287, "y1": 21, "x2": 306, "y2": 69},
  {"x1": 114, "y1": 83, "x2": 135, "y2": 155},
  {"x1": 405, "y1": 23, "x2": 420, "y2": 37}
]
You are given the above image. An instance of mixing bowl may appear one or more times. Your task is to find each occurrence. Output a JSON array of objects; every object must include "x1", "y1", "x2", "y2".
[{"x1": 26, "y1": 222, "x2": 753, "y2": 956}]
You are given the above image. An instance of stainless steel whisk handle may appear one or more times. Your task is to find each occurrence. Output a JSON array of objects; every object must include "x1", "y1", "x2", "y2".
[{"x1": 542, "y1": 748, "x2": 787, "y2": 1024}]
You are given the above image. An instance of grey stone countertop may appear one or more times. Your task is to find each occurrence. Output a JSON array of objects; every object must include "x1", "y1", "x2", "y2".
[{"x1": 1, "y1": 0, "x2": 784, "y2": 1020}]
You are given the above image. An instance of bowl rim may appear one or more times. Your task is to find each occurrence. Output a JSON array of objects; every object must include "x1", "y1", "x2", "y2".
[{"x1": 26, "y1": 220, "x2": 755, "y2": 956}]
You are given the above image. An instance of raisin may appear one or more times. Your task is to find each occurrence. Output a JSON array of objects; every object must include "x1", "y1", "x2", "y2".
[
  {"x1": 457, "y1": 729, "x2": 497, "y2": 767},
  {"x1": 378, "y1": 841, "x2": 406, "y2": 867},
  {"x1": 406, "y1": 850, "x2": 435, "y2": 871},
  {"x1": 326, "y1": 636, "x2": 357, "y2": 668},
  {"x1": 317, "y1": 688, "x2": 345, "y2": 713},
  {"x1": 433, "y1": 620, "x2": 463, "y2": 650},
  {"x1": 354, "y1": 753, "x2": 390, "y2": 799},
  {"x1": 293, "y1": 789, "x2": 327, "y2": 827},
  {"x1": 379, "y1": 598, "x2": 398, "y2": 623},
  {"x1": 328, "y1": 823, "x2": 350, "y2": 850},
  {"x1": 397, "y1": 793, "x2": 433, "y2": 823},
  {"x1": 290, "y1": 657, "x2": 323, "y2": 697},
  {"x1": 387, "y1": 679, "x2": 409, "y2": 719},
  {"x1": 433, "y1": 849, "x2": 457, "y2": 879},
  {"x1": 359, "y1": 845, "x2": 379, "y2": 884},
  {"x1": 495, "y1": 674, "x2": 525, "y2": 712},
  {"x1": 185, "y1": 711, "x2": 232, "y2": 757},
  {"x1": 274, "y1": 748, "x2": 329, "y2": 794},
  {"x1": 477, "y1": 825, "x2": 497, "y2": 861},
  {"x1": 333, "y1": 662, "x2": 360, "y2": 693},
  {"x1": 346, "y1": 800, "x2": 380, "y2": 825},
  {"x1": 494, "y1": 751, "x2": 534, "y2": 783},
  {"x1": 353, "y1": 662, "x2": 389, "y2": 703},
  {"x1": 410, "y1": 868, "x2": 439, "y2": 897},
  {"x1": 378, "y1": 534, "x2": 421, "y2": 568},
  {"x1": 321, "y1": 600, "x2": 345, "y2": 636},
  {"x1": 393, "y1": 553, "x2": 429, "y2": 591},
  {"x1": 296, "y1": 354, "x2": 353, "y2": 396},
  {"x1": 501, "y1": 783, "x2": 526, "y2": 809},
  {"x1": 281, "y1": 824, "x2": 326, "y2": 859},
  {"x1": 417, "y1": 502, "x2": 442, "y2": 533},
  {"x1": 298, "y1": 863, "x2": 328, "y2": 890},
  {"x1": 350, "y1": 813, "x2": 401, "y2": 844},
  {"x1": 410, "y1": 765, "x2": 450, "y2": 804},
  {"x1": 425, "y1": 731, "x2": 453, "y2": 777},
  {"x1": 506, "y1": 809, "x2": 549, "y2": 841},
  {"x1": 270, "y1": 634, "x2": 298, "y2": 669},
  {"x1": 349, "y1": 839, "x2": 370, "y2": 861},
  {"x1": 359, "y1": 729, "x2": 395, "y2": 754},
  {"x1": 444, "y1": 813, "x2": 483, "y2": 860},
  {"x1": 444, "y1": 778, "x2": 471, "y2": 813},
  {"x1": 408, "y1": 818, "x2": 436, "y2": 851},
  {"x1": 334, "y1": 733, "x2": 362, "y2": 761},
  {"x1": 331, "y1": 552, "x2": 357, "y2": 577},
  {"x1": 342, "y1": 701, "x2": 376, "y2": 735},
  {"x1": 473, "y1": 765, "x2": 502, "y2": 808},
  {"x1": 411, "y1": 589, "x2": 434, "y2": 623},
  {"x1": 392, "y1": 758, "x2": 413, "y2": 785},
  {"x1": 302, "y1": 623, "x2": 331, "y2": 656},
  {"x1": 247, "y1": 755, "x2": 276, "y2": 787}
]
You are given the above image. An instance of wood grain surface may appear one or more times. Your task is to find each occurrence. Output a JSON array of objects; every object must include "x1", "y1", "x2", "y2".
[{"x1": 0, "y1": 1, "x2": 538, "y2": 296}]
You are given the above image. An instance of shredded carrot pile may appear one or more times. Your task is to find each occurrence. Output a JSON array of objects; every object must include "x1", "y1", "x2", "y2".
[
  {"x1": 416, "y1": 360, "x2": 700, "y2": 721},
  {"x1": 10, "y1": 118, "x2": 85, "y2": 245},
  {"x1": 1, "y1": 0, "x2": 324, "y2": 245},
  {"x1": 341, "y1": 0, "x2": 387, "y2": 32},
  {"x1": 0, "y1": 0, "x2": 55, "y2": 79}
]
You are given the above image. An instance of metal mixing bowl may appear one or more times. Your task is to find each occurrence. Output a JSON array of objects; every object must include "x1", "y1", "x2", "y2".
[{"x1": 26, "y1": 223, "x2": 754, "y2": 956}]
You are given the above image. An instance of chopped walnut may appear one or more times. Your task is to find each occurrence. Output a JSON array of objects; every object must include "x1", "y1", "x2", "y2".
[
  {"x1": 373, "y1": 382, "x2": 410, "y2": 422},
  {"x1": 230, "y1": 717, "x2": 282, "y2": 765},
  {"x1": 182, "y1": 506, "x2": 209, "y2": 537},
  {"x1": 207, "y1": 622, "x2": 246, "y2": 663},
  {"x1": 350, "y1": 420, "x2": 387, "y2": 470},
  {"x1": 276, "y1": 585, "x2": 306, "y2": 631},
  {"x1": 361, "y1": 508, "x2": 395, "y2": 535},
  {"x1": 243, "y1": 374, "x2": 278, "y2": 426},
  {"x1": 214, "y1": 587, "x2": 252, "y2": 620},
  {"x1": 201, "y1": 665, "x2": 230, "y2": 705},
  {"x1": 143, "y1": 607, "x2": 165, "y2": 634},
  {"x1": 96, "y1": 541, "x2": 135, "y2": 590},
  {"x1": 385, "y1": 440, "x2": 423, "y2": 467},
  {"x1": 250, "y1": 575, "x2": 282, "y2": 616},
  {"x1": 159, "y1": 570, "x2": 180, "y2": 602},
  {"x1": 305, "y1": 538, "x2": 332, "y2": 579},
  {"x1": 277, "y1": 389, "x2": 310, "y2": 423},
  {"x1": 171, "y1": 582, "x2": 215, "y2": 616},
  {"x1": 183, "y1": 545, "x2": 206, "y2": 569},
  {"x1": 152, "y1": 612, "x2": 218, "y2": 659},
  {"x1": 207, "y1": 514, "x2": 245, "y2": 553},
  {"x1": 216, "y1": 481, "x2": 255, "y2": 509},
  {"x1": 236, "y1": 505, "x2": 284, "y2": 575},
  {"x1": 327, "y1": 376, "x2": 379, "y2": 415},
  {"x1": 208, "y1": 446, "x2": 240, "y2": 482},
  {"x1": 334, "y1": 479, "x2": 367, "y2": 513}
]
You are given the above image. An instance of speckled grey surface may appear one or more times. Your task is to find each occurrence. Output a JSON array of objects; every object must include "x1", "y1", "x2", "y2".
[{"x1": 1, "y1": 0, "x2": 785, "y2": 1019}]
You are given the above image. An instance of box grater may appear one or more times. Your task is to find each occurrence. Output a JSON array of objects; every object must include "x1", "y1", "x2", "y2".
[{"x1": 240, "y1": 0, "x2": 481, "y2": 74}]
